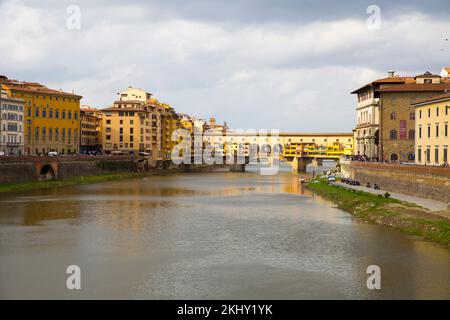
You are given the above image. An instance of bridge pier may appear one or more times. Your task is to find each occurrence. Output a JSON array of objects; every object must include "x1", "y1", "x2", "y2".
[
  {"x1": 312, "y1": 158, "x2": 323, "y2": 167},
  {"x1": 292, "y1": 157, "x2": 312, "y2": 173},
  {"x1": 229, "y1": 163, "x2": 246, "y2": 172}
]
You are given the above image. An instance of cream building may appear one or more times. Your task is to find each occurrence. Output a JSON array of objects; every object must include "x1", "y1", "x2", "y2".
[
  {"x1": 413, "y1": 92, "x2": 450, "y2": 165},
  {"x1": 0, "y1": 87, "x2": 25, "y2": 155}
]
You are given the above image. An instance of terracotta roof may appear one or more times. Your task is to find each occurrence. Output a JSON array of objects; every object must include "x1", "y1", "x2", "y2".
[
  {"x1": 1, "y1": 79, "x2": 82, "y2": 99},
  {"x1": 351, "y1": 76, "x2": 412, "y2": 94},
  {"x1": 376, "y1": 83, "x2": 450, "y2": 92},
  {"x1": 414, "y1": 71, "x2": 441, "y2": 79},
  {"x1": 113, "y1": 100, "x2": 145, "y2": 104},
  {"x1": 412, "y1": 92, "x2": 450, "y2": 105},
  {"x1": 101, "y1": 106, "x2": 150, "y2": 112}
]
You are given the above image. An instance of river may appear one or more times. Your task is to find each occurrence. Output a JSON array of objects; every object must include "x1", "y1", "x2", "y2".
[{"x1": 0, "y1": 171, "x2": 449, "y2": 299}]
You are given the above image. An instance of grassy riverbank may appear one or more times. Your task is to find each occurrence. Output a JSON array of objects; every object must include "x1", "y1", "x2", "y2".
[
  {"x1": 307, "y1": 179, "x2": 450, "y2": 248},
  {"x1": 0, "y1": 171, "x2": 156, "y2": 194}
]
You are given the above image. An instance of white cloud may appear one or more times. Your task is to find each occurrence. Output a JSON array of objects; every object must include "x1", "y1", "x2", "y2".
[{"x1": 0, "y1": 1, "x2": 449, "y2": 131}]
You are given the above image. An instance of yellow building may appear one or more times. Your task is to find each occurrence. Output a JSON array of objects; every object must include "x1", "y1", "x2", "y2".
[
  {"x1": 0, "y1": 76, "x2": 82, "y2": 155},
  {"x1": 413, "y1": 92, "x2": 450, "y2": 165},
  {"x1": 101, "y1": 100, "x2": 153, "y2": 155}
]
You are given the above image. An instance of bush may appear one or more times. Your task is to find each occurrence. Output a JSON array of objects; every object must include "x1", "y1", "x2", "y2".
[{"x1": 384, "y1": 192, "x2": 391, "y2": 198}]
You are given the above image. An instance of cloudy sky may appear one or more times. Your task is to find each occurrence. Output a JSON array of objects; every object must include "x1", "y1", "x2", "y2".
[{"x1": 1, "y1": 0, "x2": 449, "y2": 132}]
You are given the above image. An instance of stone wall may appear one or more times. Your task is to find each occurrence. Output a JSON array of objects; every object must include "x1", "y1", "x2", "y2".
[
  {"x1": 344, "y1": 161, "x2": 450, "y2": 203},
  {"x1": 0, "y1": 156, "x2": 138, "y2": 184}
]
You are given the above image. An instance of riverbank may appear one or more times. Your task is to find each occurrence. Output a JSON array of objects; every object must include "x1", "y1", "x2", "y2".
[
  {"x1": 0, "y1": 164, "x2": 228, "y2": 194},
  {"x1": 307, "y1": 179, "x2": 450, "y2": 248},
  {"x1": 0, "y1": 171, "x2": 154, "y2": 193}
]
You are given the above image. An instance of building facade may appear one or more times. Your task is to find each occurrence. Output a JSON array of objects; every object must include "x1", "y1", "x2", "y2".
[
  {"x1": 352, "y1": 71, "x2": 450, "y2": 162},
  {"x1": 102, "y1": 101, "x2": 153, "y2": 155},
  {"x1": 80, "y1": 106, "x2": 102, "y2": 153},
  {"x1": 413, "y1": 93, "x2": 450, "y2": 166},
  {"x1": 0, "y1": 87, "x2": 25, "y2": 155},
  {"x1": 1, "y1": 76, "x2": 82, "y2": 155}
]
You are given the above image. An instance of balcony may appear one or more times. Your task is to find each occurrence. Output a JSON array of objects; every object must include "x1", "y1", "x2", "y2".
[
  {"x1": 357, "y1": 98, "x2": 379, "y2": 109},
  {"x1": 6, "y1": 142, "x2": 20, "y2": 147}
]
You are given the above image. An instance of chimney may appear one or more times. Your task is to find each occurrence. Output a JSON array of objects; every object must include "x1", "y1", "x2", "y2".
[{"x1": 387, "y1": 70, "x2": 395, "y2": 78}]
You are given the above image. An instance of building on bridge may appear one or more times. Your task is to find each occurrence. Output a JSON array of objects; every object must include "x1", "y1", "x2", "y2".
[{"x1": 0, "y1": 86, "x2": 25, "y2": 156}]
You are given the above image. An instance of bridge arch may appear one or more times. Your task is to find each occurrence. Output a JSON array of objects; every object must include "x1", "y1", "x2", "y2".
[{"x1": 39, "y1": 164, "x2": 56, "y2": 181}]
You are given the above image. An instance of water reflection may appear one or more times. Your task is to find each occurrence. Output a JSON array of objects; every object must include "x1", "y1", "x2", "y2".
[{"x1": 0, "y1": 172, "x2": 449, "y2": 299}]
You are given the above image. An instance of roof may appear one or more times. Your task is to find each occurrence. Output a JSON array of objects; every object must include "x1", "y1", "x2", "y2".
[
  {"x1": 412, "y1": 92, "x2": 450, "y2": 106},
  {"x1": 351, "y1": 76, "x2": 413, "y2": 94},
  {"x1": 101, "y1": 107, "x2": 149, "y2": 112},
  {"x1": 114, "y1": 100, "x2": 144, "y2": 104},
  {"x1": 376, "y1": 82, "x2": 450, "y2": 92},
  {"x1": 1, "y1": 78, "x2": 82, "y2": 99},
  {"x1": 414, "y1": 71, "x2": 441, "y2": 78}
]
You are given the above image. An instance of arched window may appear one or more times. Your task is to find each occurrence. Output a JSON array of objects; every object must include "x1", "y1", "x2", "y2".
[
  {"x1": 408, "y1": 130, "x2": 415, "y2": 140},
  {"x1": 390, "y1": 153, "x2": 399, "y2": 161},
  {"x1": 389, "y1": 130, "x2": 397, "y2": 140},
  {"x1": 409, "y1": 112, "x2": 415, "y2": 120},
  {"x1": 390, "y1": 112, "x2": 397, "y2": 120},
  {"x1": 407, "y1": 153, "x2": 415, "y2": 161}
]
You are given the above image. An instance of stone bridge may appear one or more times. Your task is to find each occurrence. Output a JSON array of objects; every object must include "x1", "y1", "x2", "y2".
[{"x1": 0, "y1": 155, "x2": 137, "y2": 183}]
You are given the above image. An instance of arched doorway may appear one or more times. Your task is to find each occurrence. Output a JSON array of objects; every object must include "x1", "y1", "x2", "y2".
[
  {"x1": 390, "y1": 153, "x2": 399, "y2": 162},
  {"x1": 39, "y1": 164, "x2": 56, "y2": 181}
]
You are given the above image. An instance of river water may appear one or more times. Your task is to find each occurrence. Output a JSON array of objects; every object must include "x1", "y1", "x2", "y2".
[{"x1": 0, "y1": 171, "x2": 449, "y2": 299}]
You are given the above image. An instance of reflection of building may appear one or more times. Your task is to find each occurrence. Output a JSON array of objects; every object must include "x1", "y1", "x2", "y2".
[
  {"x1": 0, "y1": 86, "x2": 25, "y2": 155},
  {"x1": 352, "y1": 70, "x2": 450, "y2": 162},
  {"x1": 80, "y1": 106, "x2": 102, "y2": 153},
  {"x1": 413, "y1": 93, "x2": 450, "y2": 165},
  {"x1": 1, "y1": 75, "x2": 82, "y2": 155}
]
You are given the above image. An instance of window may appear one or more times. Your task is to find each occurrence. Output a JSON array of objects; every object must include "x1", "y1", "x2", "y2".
[
  {"x1": 435, "y1": 148, "x2": 439, "y2": 163},
  {"x1": 389, "y1": 130, "x2": 397, "y2": 140},
  {"x1": 426, "y1": 148, "x2": 430, "y2": 162},
  {"x1": 445, "y1": 123, "x2": 448, "y2": 137},
  {"x1": 419, "y1": 110, "x2": 422, "y2": 119},
  {"x1": 35, "y1": 108, "x2": 39, "y2": 117},
  {"x1": 106, "y1": 135, "x2": 111, "y2": 140},
  {"x1": 436, "y1": 124, "x2": 439, "y2": 137},
  {"x1": 419, "y1": 126, "x2": 422, "y2": 138},
  {"x1": 106, "y1": 120, "x2": 111, "y2": 124},
  {"x1": 437, "y1": 107, "x2": 439, "y2": 117},
  {"x1": 444, "y1": 148, "x2": 448, "y2": 164},
  {"x1": 409, "y1": 112, "x2": 415, "y2": 120},
  {"x1": 390, "y1": 112, "x2": 397, "y2": 120},
  {"x1": 408, "y1": 130, "x2": 415, "y2": 140},
  {"x1": 390, "y1": 153, "x2": 398, "y2": 161},
  {"x1": 428, "y1": 108, "x2": 431, "y2": 117},
  {"x1": 418, "y1": 148, "x2": 422, "y2": 162},
  {"x1": 427, "y1": 125, "x2": 431, "y2": 138}
]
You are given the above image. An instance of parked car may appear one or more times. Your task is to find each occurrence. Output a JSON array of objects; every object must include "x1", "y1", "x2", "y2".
[
  {"x1": 0, "y1": 151, "x2": 5, "y2": 156},
  {"x1": 48, "y1": 151, "x2": 58, "y2": 156},
  {"x1": 327, "y1": 175, "x2": 336, "y2": 182}
]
